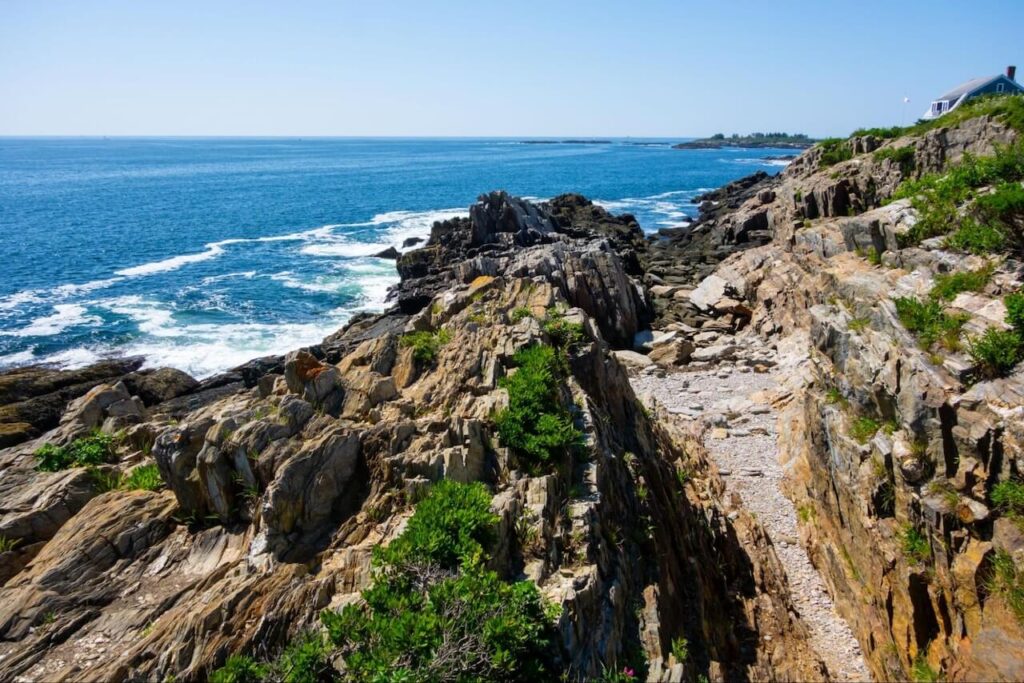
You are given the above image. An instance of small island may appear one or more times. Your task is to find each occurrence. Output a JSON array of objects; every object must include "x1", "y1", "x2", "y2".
[{"x1": 673, "y1": 132, "x2": 816, "y2": 149}]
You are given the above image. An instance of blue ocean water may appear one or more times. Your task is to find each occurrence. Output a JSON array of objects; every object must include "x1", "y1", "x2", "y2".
[{"x1": 0, "y1": 138, "x2": 788, "y2": 377}]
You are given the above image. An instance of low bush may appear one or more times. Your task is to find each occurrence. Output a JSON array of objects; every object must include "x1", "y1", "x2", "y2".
[
  {"x1": 929, "y1": 263, "x2": 994, "y2": 301},
  {"x1": 852, "y1": 126, "x2": 905, "y2": 139},
  {"x1": 987, "y1": 549, "x2": 1024, "y2": 625},
  {"x1": 894, "y1": 297, "x2": 968, "y2": 350},
  {"x1": 873, "y1": 146, "x2": 916, "y2": 173},
  {"x1": 944, "y1": 217, "x2": 1008, "y2": 254},
  {"x1": 900, "y1": 524, "x2": 931, "y2": 564},
  {"x1": 321, "y1": 480, "x2": 559, "y2": 681},
  {"x1": 889, "y1": 139, "x2": 1024, "y2": 251},
  {"x1": 275, "y1": 632, "x2": 333, "y2": 683},
  {"x1": 1005, "y1": 293, "x2": 1024, "y2": 335},
  {"x1": 35, "y1": 432, "x2": 114, "y2": 472},
  {"x1": 375, "y1": 479, "x2": 497, "y2": 570},
  {"x1": 991, "y1": 479, "x2": 1024, "y2": 516},
  {"x1": 510, "y1": 307, "x2": 533, "y2": 323},
  {"x1": 818, "y1": 138, "x2": 854, "y2": 167},
  {"x1": 495, "y1": 345, "x2": 581, "y2": 470},
  {"x1": 968, "y1": 328, "x2": 1022, "y2": 378},
  {"x1": 541, "y1": 311, "x2": 586, "y2": 349},
  {"x1": 400, "y1": 329, "x2": 452, "y2": 364},
  {"x1": 911, "y1": 653, "x2": 941, "y2": 683},
  {"x1": 121, "y1": 464, "x2": 164, "y2": 492},
  {"x1": 850, "y1": 417, "x2": 880, "y2": 444},
  {"x1": 210, "y1": 655, "x2": 267, "y2": 683}
]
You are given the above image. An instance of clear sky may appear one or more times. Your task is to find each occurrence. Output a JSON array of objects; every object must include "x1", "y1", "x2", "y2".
[{"x1": 1, "y1": 0, "x2": 1021, "y2": 137}]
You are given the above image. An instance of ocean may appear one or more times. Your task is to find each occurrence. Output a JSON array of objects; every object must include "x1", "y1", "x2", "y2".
[{"x1": 0, "y1": 137, "x2": 789, "y2": 378}]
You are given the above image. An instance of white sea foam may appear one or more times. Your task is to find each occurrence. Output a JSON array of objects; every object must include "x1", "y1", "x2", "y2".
[
  {"x1": 116, "y1": 242, "x2": 226, "y2": 277},
  {"x1": 201, "y1": 271, "x2": 257, "y2": 285},
  {"x1": 0, "y1": 290, "x2": 45, "y2": 312},
  {"x1": 98, "y1": 296, "x2": 176, "y2": 335},
  {"x1": 299, "y1": 241, "x2": 395, "y2": 259},
  {"x1": 0, "y1": 347, "x2": 36, "y2": 365},
  {"x1": 4, "y1": 304, "x2": 101, "y2": 338}
]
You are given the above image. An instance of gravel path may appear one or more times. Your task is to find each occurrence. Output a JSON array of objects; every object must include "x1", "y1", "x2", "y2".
[{"x1": 630, "y1": 337, "x2": 871, "y2": 682}]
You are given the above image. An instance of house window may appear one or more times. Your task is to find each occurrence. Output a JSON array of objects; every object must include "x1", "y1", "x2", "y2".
[{"x1": 997, "y1": 83, "x2": 1005, "y2": 93}]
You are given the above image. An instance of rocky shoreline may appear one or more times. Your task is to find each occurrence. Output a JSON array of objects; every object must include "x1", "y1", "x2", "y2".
[{"x1": 2, "y1": 98, "x2": 1024, "y2": 681}]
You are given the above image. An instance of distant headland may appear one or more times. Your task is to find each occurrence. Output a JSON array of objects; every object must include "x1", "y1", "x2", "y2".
[{"x1": 673, "y1": 132, "x2": 816, "y2": 149}]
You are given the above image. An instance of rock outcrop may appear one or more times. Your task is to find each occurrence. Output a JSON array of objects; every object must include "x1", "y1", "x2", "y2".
[
  {"x1": 0, "y1": 193, "x2": 826, "y2": 682},
  {"x1": 636, "y1": 105, "x2": 1024, "y2": 681}
]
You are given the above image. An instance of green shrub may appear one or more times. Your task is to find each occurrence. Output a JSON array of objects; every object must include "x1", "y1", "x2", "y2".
[
  {"x1": 968, "y1": 328, "x2": 1023, "y2": 378},
  {"x1": 510, "y1": 307, "x2": 533, "y2": 323},
  {"x1": 671, "y1": 637, "x2": 689, "y2": 663},
  {"x1": 848, "y1": 317, "x2": 871, "y2": 332},
  {"x1": 991, "y1": 479, "x2": 1024, "y2": 515},
  {"x1": 873, "y1": 146, "x2": 916, "y2": 173},
  {"x1": 852, "y1": 126, "x2": 905, "y2": 139},
  {"x1": 35, "y1": 432, "x2": 114, "y2": 472},
  {"x1": 121, "y1": 464, "x2": 164, "y2": 492},
  {"x1": 825, "y1": 387, "x2": 847, "y2": 406},
  {"x1": 945, "y1": 218, "x2": 1007, "y2": 254},
  {"x1": 987, "y1": 549, "x2": 1024, "y2": 624},
  {"x1": 818, "y1": 138, "x2": 854, "y2": 167},
  {"x1": 911, "y1": 653, "x2": 941, "y2": 683},
  {"x1": 274, "y1": 632, "x2": 333, "y2": 683},
  {"x1": 541, "y1": 311, "x2": 586, "y2": 349},
  {"x1": 894, "y1": 297, "x2": 968, "y2": 350},
  {"x1": 495, "y1": 345, "x2": 582, "y2": 470},
  {"x1": 375, "y1": 479, "x2": 497, "y2": 571},
  {"x1": 850, "y1": 417, "x2": 880, "y2": 444},
  {"x1": 1005, "y1": 293, "x2": 1024, "y2": 335},
  {"x1": 400, "y1": 329, "x2": 452, "y2": 364},
  {"x1": 321, "y1": 481, "x2": 559, "y2": 681},
  {"x1": 891, "y1": 140, "x2": 1024, "y2": 248},
  {"x1": 0, "y1": 535, "x2": 20, "y2": 553},
  {"x1": 900, "y1": 524, "x2": 931, "y2": 564},
  {"x1": 929, "y1": 263, "x2": 994, "y2": 301},
  {"x1": 210, "y1": 655, "x2": 268, "y2": 683}
]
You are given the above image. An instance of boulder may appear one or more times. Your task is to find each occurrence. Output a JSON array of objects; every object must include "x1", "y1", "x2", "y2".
[
  {"x1": 122, "y1": 368, "x2": 199, "y2": 406},
  {"x1": 648, "y1": 340, "x2": 695, "y2": 367},
  {"x1": 689, "y1": 275, "x2": 729, "y2": 312},
  {"x1": 613, "y1": 350, "x2": 655, "y2": 369}
]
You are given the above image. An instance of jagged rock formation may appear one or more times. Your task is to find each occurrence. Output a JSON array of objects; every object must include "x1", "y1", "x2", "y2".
[
  {"x1": 641, "y1": 103, "x2": 1024, "y2": 681},
  {"x1": 0, "y1": 193, "x2": 827, "y2": 681}
]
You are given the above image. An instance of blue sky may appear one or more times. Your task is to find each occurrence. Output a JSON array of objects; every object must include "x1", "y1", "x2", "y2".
[{"x1": 1, "y1": 0, "x2": 1021, "y2": 137}]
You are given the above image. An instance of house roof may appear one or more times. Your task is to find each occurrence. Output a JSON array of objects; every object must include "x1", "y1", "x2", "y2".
[{"x1": 935, "y1": 76, "x2": 996, "y2": 102}]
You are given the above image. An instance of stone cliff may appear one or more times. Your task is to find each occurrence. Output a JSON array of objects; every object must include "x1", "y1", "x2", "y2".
[
  {"x1": 639, "y1": 95, "x2": 1024, "y2": 681},
  {"x1": 0, "y1": 193, "x2": 825, "y2": 681}
]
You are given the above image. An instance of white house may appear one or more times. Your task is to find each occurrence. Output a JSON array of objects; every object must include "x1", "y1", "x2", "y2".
[{"x1": 921, "y1": 66, "x2": 1023, "y2": 120}]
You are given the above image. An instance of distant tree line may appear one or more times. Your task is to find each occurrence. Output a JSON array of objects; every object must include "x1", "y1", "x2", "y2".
[{"x1": 709, "y1": 132, "x2": 811, "y2": 140}]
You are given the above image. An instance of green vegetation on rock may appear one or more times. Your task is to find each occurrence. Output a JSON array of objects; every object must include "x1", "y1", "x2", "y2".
[
  {"x1": 818, "y1": 138, "x2": 854, "y2": 167},
  {"x1": 969, "y1": 328, "x2": 1023, "y2": 378},
  {"x1": 35, "y1": 432, "x2": 114, "y2": 472},
  {"x1": 873, "y1": 146, "x2": 916, "y2": 173},
  {"x1": 495, "y1": 345, "x2": 582, "y2": 470},
  {"x1": 849, "y1": 417, "x2": 881, "y2": 444},
  {"x1": 121, "y1": 464, "x2": 164, "y2": 492},
  {"x1": 900, "y1": 524, "x2": 931, "y2": 565},
  {"x1": 894, "y1": 297, "x2": 968, "y2": 351},
  {"x1": 929, "y1": 263, "x2": 994, "y2": 301},
  {"x1": 400, "y1": 329, "x2": 453, "y2": 364},
  {"x1": 320, "y1": 480, "x2": 559, "y2": 682},
  {"x1": 987, "y1": 549, "x2": 1024, "y2": 625},
  {"x1": 890, "y1": 141, "x2": 1024, "y2": 251},
  {"x1": 209, "y1": 655, "x2": 268, "y2": 683}
]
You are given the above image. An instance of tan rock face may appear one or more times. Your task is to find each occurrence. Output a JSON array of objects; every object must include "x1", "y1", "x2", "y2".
[{"x1": 0, "y1": 214, "x2": 827, "y2": 682}]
